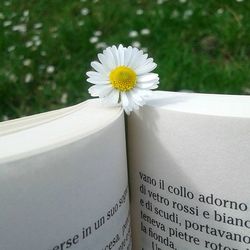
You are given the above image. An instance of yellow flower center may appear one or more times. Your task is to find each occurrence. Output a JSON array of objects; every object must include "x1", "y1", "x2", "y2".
[{"x1": 109, "y1": 66, "x2": 136, "y2": 92}]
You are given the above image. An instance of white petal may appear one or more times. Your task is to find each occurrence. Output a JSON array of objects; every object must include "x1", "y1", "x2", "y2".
[
  {"x1": 91, "y1": 61, "x2": 109, "y2": 75},
  {"x1": 127, "y1": 92, "x2": 140, "y2": 111},
  {"x1": 130, "y1": 51, "x2": 147, "y2": 69},
  {"x1": 137, "y1": 81, "x2": 159, "y2": 89},
  {"x1": 137, "y1": 73, "x2": 159, "y2": 83},
  {"x1": 98, "y1": 53, "x2": 111, "y2": 71},
  {"x1": 124, "y1": 46, "x2": 133, "y2": 66},
  {"x1": 88, "y1": 85, "x2": 112, "y2": 97},
  {"x1": 126, "y1": 47, "x2": 139, "y2": 68},
  {"x1": 103, "y1": 47, "x2": 116, "y2": 69},
  {"x1": 137, "y1": 75, "x2": 159, "y2": 88},
  {"x1": 121, "y1": 91, "x2": 141, "y2": 114},
  {"x1": 123, "y1": 107, "x2": 130, "y2": 115},
  {"x1": 86, "y1": 71, "x2": 108, "y2": 80},
  {"x1": 87, "y1": 78, "x2": 110, "y2": 84},
  {"x1": 111, "y1": 45, "x2": 120, "y2": 66},
  {"x1": 124, "y1": 102, "x2": 133, "y2": 114},
  {"x1": 118, "y1": 44, "x2": 125, "y2": 65},
  {"x1": 128, "y1": 49, "x2": 143, "y2": 69},
  {"x1": 135, "y1": 62, "x2": 157, "y2": 75},
  {"x1": 134, "y1": 57, "x2": 154, "y2": 70},
  {"x1": 121, "y1": 92, "x2": 129, "y2": 108},
  {"x1": 134, "y1": 87, "x2": 153, "y2": 97},
  {"x1": 133, "y1": 53, "x2": 148, "y2": 69},
  {"x1": 129, "y1": 89, "x2": 145, "y2": 106},
  {"x1": 150, "y1": 84, "x2": 159, "y2": 89},
  {"x1": 105, "y1": 89, "x2": 120, "y2": 104}
]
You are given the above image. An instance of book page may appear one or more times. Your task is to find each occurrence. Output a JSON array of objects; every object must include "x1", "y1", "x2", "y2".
[
  {"x1": 0, "y1": 103, "x2": 76, "y2": 136},
  {"x1": 0, "y1": 100, "x2": 131, "y2": 250},
  {"x1": 128, "y1": 91, "x2": 250, "y2": 250}
]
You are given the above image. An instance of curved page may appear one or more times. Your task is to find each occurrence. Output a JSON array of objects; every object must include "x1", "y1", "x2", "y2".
[
  {"x1": 128, "y1": 91, "x2": 250, "y2": 250},
  {"x1": 0, "y1": 100, "x2": 131, "y2": 250}
]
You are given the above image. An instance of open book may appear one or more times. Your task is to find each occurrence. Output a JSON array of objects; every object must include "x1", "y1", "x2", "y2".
[{"x1": 0, "y1": 91, "x2": 250, "y2": 250}]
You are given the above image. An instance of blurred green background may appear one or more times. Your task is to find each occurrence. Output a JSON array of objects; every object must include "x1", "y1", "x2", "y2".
[{"x1": 1, "y1": 0, "x2": 250, "y2": 121}]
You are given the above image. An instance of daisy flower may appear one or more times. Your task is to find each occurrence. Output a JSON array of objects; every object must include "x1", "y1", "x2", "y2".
[{"x1": 86, "y1": 44, "x2": 159, "y2": 114}]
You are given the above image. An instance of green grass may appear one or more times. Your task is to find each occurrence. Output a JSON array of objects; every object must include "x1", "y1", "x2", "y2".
[{"x1": 1, "y1": 0, "x2": 250, "y2": 121}]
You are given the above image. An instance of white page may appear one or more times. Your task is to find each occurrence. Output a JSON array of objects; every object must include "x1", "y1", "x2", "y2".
[
  {"x1": 0, "y1": 103, "x2": 76, "y2": 136},
  {"x1": 128, "y1": 91, "x2": 250, "y2": 250},
  {"x1": 0, "y1": 101, "x2": 131, "y2": 250}
]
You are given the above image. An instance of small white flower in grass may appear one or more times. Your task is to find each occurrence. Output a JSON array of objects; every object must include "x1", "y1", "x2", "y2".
[
  {"x1": 32, "y1": 35, "x2": 40, "y2": 41},
  {"x1": 94, "y1": 30, "x2": 102, "y2": 36},
  {"x1": 4, "y1": 1, "x2": 11, "y2": 6},
  {"x1": 96, "y1": 42, "x2": 107, "y2": 49},
  {"x1": 0, "y1": 13, "x2": 5, "y2": 20},
  {"x1": 2, "y1": 115, "x2": 9, "y2": 121},
  {"x1": 23, "y1": 58, "x2": 32, "y2": 66},
  {"x1": 157, "y1": 0, "x2": 164, "y2": 5},
  {"x1": 7, "y1": 46, "x2": 15, "y2": 52},
  {"x1": 216, "y1": 8, "x2": 224, "y2": 15},
  {"x1": 129, "y1": 30, "x2": 138, "y2": 38},
  {"x1": 60, "y1": 93, "x2": 68, "y2": 104},
  {"x1": 23, "y1": 10, "x2": 29, "y2": 17},
  {"x1": 9, "y1": 74, "x2": 17, "y2": 82},
  {"x1": 25, "y1": 73, "x2": 33, "y2": 83},
  {"x1": 183, "y1": 9, "x2": 193, "y2": 20},
  {"x1": 78, "y1": 20, "x2": 85, "y2": 26},
  {"x1": 3, "y1": 20, "x2": 12, "y2": 27},
  {"x1": 81, "y1": 8, "x2": 89, "y2": 15},
  {"x1": 25, "y1": 40, "x2": 33, "y2": 48},
  {"x1": 47, "y1": 65, "x2": 55, "y2": 74},
  {"x1": 243, "y1": 87, "x2": 250, "y2": 94},
  {"x1": 34, "y1": 40, "x2": 41, "y2": 46},
  {"x1": 86, "y1": 45, "x2": 159, "y2": 114},
  {"x1": 12, "y1": 24, "x2": 27, "y2": 33},
  {"x1": 89, "y1": 36, "x2": 98, "y2": 43},
  {"x1": 136, "y1": 9, "x2": 144, "y2": 15},
  {"x1": 141, "y1": 28, "x2": 150, "y2": 35},
  {"x1": 34, "y1": 23, "x2": 43, "y2": 29},
  {"x1": 131, "y1": 41, "x2": 141, "y2": 48},
  {"x1": 41, "y1": 51, "x2": 47, "y2": 56}
]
